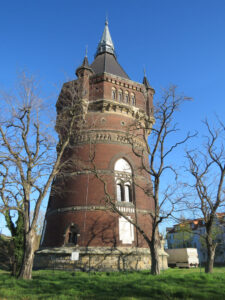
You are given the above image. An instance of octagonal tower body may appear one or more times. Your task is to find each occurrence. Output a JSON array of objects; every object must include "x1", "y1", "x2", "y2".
[{"x1": 39, "y1": 22, "x2": 158, "y2": 270}]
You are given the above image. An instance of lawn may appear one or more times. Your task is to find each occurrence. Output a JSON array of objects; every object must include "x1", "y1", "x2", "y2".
[{"x1": 0, "y1": 268, "x2": 225, "y2": 299}]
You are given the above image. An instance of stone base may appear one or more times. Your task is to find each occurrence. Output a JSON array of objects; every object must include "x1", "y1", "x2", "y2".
[{"x1": 34, "y1": 246, "x2": 168, "y2": 271}]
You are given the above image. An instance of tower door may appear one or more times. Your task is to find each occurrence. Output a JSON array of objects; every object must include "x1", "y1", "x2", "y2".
[{"x1": 66, "y1": 224, "x2": 79, "y2": 246}]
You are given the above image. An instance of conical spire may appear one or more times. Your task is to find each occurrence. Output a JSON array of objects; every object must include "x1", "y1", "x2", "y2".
[
  {"x1": 81, "y1": 56, "x2": 89, "y2": 68},
  {"x1": 95, "y1": 20, "x2": 115, "y2": 57},
  {"x1": 143, "y1": 69, "x2": 151, "y2": 89},
  {"x1": 75, "y1": 55, "x2": 93, "y2": 77},
  {"x1": 143, "y1": 75, "x2": 151, "y2": 89},
  {"x1": 143, "y1": 68, "x2": 151, "y2": 89}
]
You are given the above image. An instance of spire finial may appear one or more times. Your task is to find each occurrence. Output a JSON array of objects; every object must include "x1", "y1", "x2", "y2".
[
  {"x1": 143, "y1": 66, "x2": 146, "y2": 77},
  {"x1": 143, "y1": 68, "x2": 151, "y2": 89},
  {"x1": 95, "y1": 19, "x2": 115, "y2": 57},
  {"x1": 85, "y1": 45, "x2": 88, "y2": 58},
  {"x1": 105, "y1": 13, "x2": 108, "y2": 25}
]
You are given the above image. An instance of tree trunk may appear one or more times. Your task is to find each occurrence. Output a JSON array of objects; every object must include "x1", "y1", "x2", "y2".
[
  {"x1": 12, "y1": 260, "x2": 17, "y2": 276},
  {"x1": 205, "y1": 242, "x2": 216, "y2": 273},
  {"x1": 149, "y1": 235, "x2": 160, "y2": 275},
  {"x1": 18, "y1": 229, "x2": 36, "y2": 279}
]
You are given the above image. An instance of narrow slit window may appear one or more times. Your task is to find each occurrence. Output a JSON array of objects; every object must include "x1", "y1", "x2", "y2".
[
  {"x1": 116, "y1": 184, "x2": 123, "y2": 202},
  {"x1": 112, "y1": 88, "x2": 116, "y2": 100},
  {"x1": 131, "y1": 93, "x2": 136, "y2": 106},
  {"x1": 125, "y1": 91, "x2": 129, "y2": 103},
  {"x1": 124, "y1": 185, "x2": 131, "y2": 202},
  {"x1": 118, "y1": 90, "x2": 123, "y2": 102}
]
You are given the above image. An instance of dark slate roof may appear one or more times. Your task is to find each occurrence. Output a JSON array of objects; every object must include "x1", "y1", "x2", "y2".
[{"x1": 91, "y1": 52, "x2": 130, "y2": 79}]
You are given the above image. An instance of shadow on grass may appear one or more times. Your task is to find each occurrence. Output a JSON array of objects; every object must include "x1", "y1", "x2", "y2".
[{"x1": 0, "y1": 268, "x2": 225, "y2": 299}]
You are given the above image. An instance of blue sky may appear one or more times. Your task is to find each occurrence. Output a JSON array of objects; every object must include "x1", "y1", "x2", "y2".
[
  {"x1": 0, "y1": 0, "x2": 225, "y2": 234},
  {"x1": 1, "y1": 1, "x2": 224, "y2": 131}
]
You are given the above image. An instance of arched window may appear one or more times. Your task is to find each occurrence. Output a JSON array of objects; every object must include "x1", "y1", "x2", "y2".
[
  {"x1": 114, "y1": 158, "x2": 133, "y2": 203},
  {"x1": 118, "y1": 89, "x2": 123, "y2": 102},
  {"x1": 131, "y1": 93, "x2": 136, "y2": 106},
  {"x1": 112, "y1": 87, "x2": 116, "y2": 100},
  {"x1": 125, "y1": 91, "x2": 129, "y2": 104},
  {"x1": 115, "y1": 158, "x2": 132, "y2": 174}
]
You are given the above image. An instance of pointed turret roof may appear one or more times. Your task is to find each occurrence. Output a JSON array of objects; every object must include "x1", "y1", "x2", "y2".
[
  {"x1": 75, "y1": 56, "x2": 93, "y2": 77},
  {"x1": 95, "y1": 20, "x2": 115, "y2": 57},
  {"x1": 91, "y1": 21, "x2": 130, "y2": 79},
  {"x1": 143, "y1": 75, "x2": 151, "y2": 89},
  {"x1": 81, "y1": 56, "x2": 89, "y2": 67}
]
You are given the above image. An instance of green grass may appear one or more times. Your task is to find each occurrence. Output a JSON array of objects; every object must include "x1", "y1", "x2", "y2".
[{"x1": 0, "y1": 268, "x2": 225, "y2": 299}]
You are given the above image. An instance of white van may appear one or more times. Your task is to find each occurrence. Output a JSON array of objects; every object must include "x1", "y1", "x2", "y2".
[{"x1": 165, "y1": 248, "x2": 199, "y2": 268}]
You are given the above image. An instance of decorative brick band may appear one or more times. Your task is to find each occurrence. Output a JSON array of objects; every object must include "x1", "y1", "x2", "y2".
[
  {"x1": 46, "y1": 204, "x2": 152, "y2": 217},
  {"x1": 71, "y1": 129, "x2": 145, "y2": 148},
  {"x1": 90, "y1": 73, "x2": 144, "y2": 91}
]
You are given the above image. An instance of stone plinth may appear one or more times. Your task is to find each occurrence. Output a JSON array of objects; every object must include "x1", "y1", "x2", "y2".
[{"x1": 34, "y1": 246, "x2": 168, "y2": 271}]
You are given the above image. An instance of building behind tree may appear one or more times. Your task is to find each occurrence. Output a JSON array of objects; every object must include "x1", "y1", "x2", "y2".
[{"x1": 166, "y1": 213, "x2": 225, "y2": 264}]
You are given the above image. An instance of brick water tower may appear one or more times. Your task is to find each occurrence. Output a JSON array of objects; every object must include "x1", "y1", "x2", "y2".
[{"x1": 35, "y1": 21, "x2": 163, "y2": 271}]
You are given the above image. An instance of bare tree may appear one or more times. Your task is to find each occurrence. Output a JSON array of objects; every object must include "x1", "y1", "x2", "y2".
[
  {"x1": 129, "y1": 86, "x2": 194, "y2": 274},
  {"x1": 91, "y1": 86, "x2": 193, "y2": 275},
  {"x1": 0, "y1": 72, "x2": 86, "y2": 279},
  {"x1": 185, "y1": 119, "x2": 225, "y2": 273}
]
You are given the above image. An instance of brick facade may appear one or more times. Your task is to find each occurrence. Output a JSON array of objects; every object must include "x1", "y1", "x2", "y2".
[{"x1": 42, "y1": 71, "x2": 154, "y2": 246}]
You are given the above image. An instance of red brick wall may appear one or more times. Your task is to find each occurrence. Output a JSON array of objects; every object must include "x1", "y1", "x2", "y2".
[
  {"x1": 43, "y1": 71, "x2": 154, "y2": 249},
  {"x1": 43, "y1": 210, "x2": 152, "y2": 248}
]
